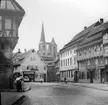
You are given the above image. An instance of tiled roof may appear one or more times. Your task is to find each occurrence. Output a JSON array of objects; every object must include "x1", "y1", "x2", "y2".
[
  {"x1": 60, "y1": 19, "x2": 108, "y2": 52},
  {"x1": 60, "y1": 22, "x2": 97, "y2": 52},
  {"x1": 41, "y1": 56, "x2": 54, "y2": 61},
  {"x1": 12, "y1": 50, "x2": 31, "y2": 65},
  {"x1": 0, "y1": 0, "x2": 25, "y2": 16},
  {"x1": 78, "y1": 21, "x2": 108, "y2": 49}
]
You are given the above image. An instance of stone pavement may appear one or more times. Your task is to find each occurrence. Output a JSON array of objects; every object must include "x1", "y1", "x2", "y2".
[
  {"x1": 2, "y1": 82, "x2": 108, "y2": 105},
  {"x1": 65, "y1": 82, "x2": 108, "y2": 91},
  {"x1": 1, "y1": 83, "x2": 31, "y2": 105}
]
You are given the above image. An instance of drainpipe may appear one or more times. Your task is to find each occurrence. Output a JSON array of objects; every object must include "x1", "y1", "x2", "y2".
[{"x1": 46, "y1": 66, "x2": 47, "y2": 82}]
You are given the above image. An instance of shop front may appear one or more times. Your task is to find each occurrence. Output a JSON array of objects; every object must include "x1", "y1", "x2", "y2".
[
  {"x1": 86, "y1": 65, "x2": 96, "y2": 83},
  {"x1": 98, "y1": 64, "x2": 105, "y2": 83},
  {"x1": 105, "y1": 65, "x2": 108, "y2": 83},
  {"x1": 23, "y1": 71, "x2": 35, "y2": 82}
]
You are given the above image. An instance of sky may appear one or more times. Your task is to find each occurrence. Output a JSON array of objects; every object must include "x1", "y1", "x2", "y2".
[{"x1": 14, "y1": 0, "x2": 108, "y2": 53}]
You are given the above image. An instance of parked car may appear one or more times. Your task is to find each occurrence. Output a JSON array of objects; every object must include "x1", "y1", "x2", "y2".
[{"x1": 24, "y1": 76, "x2": 30, "y2": 82}]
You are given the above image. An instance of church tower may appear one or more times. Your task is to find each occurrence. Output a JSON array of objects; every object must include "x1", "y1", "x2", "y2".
[
  {"x1": 38, "y1": 23, "x2": 46, "y2": 56},
  {"x1": 38, "y1": 23, "x2": 57, "y2": 59},
  {"x1": 51, "y1": 37, "x2": 57, "y2": 59}
]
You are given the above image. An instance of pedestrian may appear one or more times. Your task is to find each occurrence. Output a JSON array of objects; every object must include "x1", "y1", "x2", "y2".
[
  {"x1": 40, "y1": 78, "x2": 43, "y2": 84},
  {"x1": 64, "y1": 78, "x2": 67, "y2": 83},
  {"x1": 15, "y1": 75, "x2": 22, "y2": 92},
  {"x1": 21, "y1": 77, "x2": 25, "y2": 92}
]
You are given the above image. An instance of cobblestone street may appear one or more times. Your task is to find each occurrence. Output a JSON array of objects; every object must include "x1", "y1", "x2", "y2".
[{"x1": 9, "y1": 82, "x2": 108, "y2": 105}]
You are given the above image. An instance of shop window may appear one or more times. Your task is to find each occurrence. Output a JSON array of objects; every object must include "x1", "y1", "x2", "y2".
[{"x1": 87, "y1": 72, "x2": 90, "y2": 79}]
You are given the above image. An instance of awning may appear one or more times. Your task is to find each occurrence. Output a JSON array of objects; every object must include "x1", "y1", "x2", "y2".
[{"x1": 56, "y1": 71, "x2": 60, "y2": 75}]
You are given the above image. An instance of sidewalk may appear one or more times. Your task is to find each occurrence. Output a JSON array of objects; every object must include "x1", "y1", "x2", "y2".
[
  {"x1": 1, "y1": 83, "x2": 31, "y2": 105},
  {"x1": 65, "y1": 82, "x2": 108, "y2": 91}
]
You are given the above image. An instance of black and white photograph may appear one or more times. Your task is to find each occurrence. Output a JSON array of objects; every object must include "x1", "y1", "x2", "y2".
[{"x1": 1, "y1": 0, "x2": 108, "y2": 105}]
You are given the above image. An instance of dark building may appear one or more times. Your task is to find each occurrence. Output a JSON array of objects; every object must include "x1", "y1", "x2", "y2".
[
  {"x1": 0, "y1": 0, "x2": 25, "y2": 89},
  {"x1": 76, "y1": 18, "x2": 108, "y2": 83}
]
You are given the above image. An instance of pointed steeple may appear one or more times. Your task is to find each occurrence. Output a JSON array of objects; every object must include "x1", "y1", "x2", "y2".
[
  {"x1": 40, "y1": 22, "x2": 45, "y2": 43},
  {"x1": 51, "y1": 37, "x2": 56, "y2": 44}
]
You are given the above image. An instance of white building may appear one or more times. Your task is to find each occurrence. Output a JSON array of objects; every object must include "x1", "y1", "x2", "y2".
[
  {"x1": 13, "y1": 49, "x2": 47, "y2": 82},
  {"x1": 60, "y1": 46, "x2": 77, "y2": 82}
]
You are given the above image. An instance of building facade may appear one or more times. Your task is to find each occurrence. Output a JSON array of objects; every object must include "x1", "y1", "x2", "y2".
[
  {"x1": 0, "y1": 0, "x2": 25, "y2": 89},
  {"x1": 76, "y1": 19, "x2": 108, "y2": 83},
  {"x1": 59, "y1": 46, "x2": 77, "y2": 82},
  {"x1": 13, "y1": 49, "x2": 47, "y2": 82}
]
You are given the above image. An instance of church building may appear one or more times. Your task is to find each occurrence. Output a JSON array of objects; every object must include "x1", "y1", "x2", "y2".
[
  {"x1": 37, "y1": 23, "x2": 57, "y2": 82},
  {"x1": 38, "y1": 23, "x2": 57, "y2": 59}
]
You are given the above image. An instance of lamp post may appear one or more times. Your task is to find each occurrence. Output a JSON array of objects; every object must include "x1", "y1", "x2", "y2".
[{"x1": 0, "y1": 0, "x2": 25, "y2": 104}]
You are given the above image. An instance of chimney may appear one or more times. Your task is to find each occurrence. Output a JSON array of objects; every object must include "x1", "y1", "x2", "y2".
[
  {"x1": 18, "y1": 48, "x2": 20, "y2": 53},
  {"x1": 84, "y1": 26, "x2": 87, "y2": 30},
  {"x1": 24, "y1": 49, "x2": 27, "y2": 52},
  {"x1": 100, "y1": 18, "x2": 104, "y2": 24}
]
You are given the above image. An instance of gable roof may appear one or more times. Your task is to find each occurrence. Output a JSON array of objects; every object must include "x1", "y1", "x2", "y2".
[
  {"x1": 13, "y1": 49, "x2": 48, "y2": 66},
  {"x1": 0, "y1": 0, "x2": 25, "y2": 17},
  {"x1": 78, "y1": 21, "x2": 108, "y2": 49},
  {"x1": 60, "y1": 21, "x2": 97, "y2": 52},
  {"x1": 60, "y1": 19, "x2": 108, "y2": 52},
  {"x1": 13, "y1": 50, "x2": 30, "y2": 65},
  {"x1": 41, "y1": 56, "x2": 54, "y2": 61}
]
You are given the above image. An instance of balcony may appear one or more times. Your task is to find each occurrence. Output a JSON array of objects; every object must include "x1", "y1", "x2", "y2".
[{"x1": 77, "y1": 51, "x2": 104, "y2": 61}]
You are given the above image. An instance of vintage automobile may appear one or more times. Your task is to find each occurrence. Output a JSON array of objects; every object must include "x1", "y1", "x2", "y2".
[{"x1": 24, "y1": 76, "x2": 30, "y2": 82}]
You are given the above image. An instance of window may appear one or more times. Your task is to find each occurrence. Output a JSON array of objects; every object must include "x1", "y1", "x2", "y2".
[
  {"x1": 5, "y1": 18, "x2": 11, "y2": 29},
  {"x1": 67, "y1": 71, "x2": 68, "y2": 77},
  {"x1": 66, "y1": 59, "x2": 67, "y2": 66},
  {"x1": 69, "y1": 71, "x2": 70, "y2": 77},
  {"x1": 68, "y1": 58, "x2": 69, "y2": 66},
  {"x1": 0, "y1": 0, "x2": 6, "y2": 9},
  {"x1": 68, "y1": 50, "x2": 69, "y2": 55},
  {"x1": 61, "y1": 60, "x2": 63, "y2": 67},
  {"x1": 74, "y1": 57, "x2": 76, "y2": 64},
  {"x1": 71, "y1": 71, "x2": 73, "y2": 77},
  {"x1": 30, "y1": 57, "x2": 36, "y2": 61},
  {"x1": 43, "y1": 52, "x2": 45, "y2": 55},
  {"x1": 44, "y1": 66, "x2": 46, "y2": 70},
  {"x1": 70, "y1": 58, "x2": 72, "y2": 65},
  {"x1": 70, "y1": 49, "x2": 72, "y2": 54}
]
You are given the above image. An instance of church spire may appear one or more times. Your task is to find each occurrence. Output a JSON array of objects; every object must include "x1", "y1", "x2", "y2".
[
  {"x1": 51, "y1": 37, "x2": 56, "y2": 44},
  {"x1": 40, "y1": 22, "x2": 45, "y2": 43}
]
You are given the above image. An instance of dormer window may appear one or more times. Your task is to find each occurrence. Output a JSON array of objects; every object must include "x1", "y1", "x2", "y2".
[{"x1": 94, "y1": 21, "x2": 100, "y2": 27}]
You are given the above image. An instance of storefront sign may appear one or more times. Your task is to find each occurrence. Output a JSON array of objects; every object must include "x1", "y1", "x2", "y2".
[
  {"x1": 86, "y1": 65, "x2": 96, "y2": 70},
  {"x1": 23, "y1": 71, "x2": 35, "y2": 75}
]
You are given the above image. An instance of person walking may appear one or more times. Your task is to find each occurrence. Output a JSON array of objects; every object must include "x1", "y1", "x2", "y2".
[{"x1": 15, "y1": 75, "x2": 22, "y2": 92}]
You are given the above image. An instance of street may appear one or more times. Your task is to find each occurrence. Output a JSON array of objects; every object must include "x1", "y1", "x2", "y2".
[{"x1": 20, "y1": 82, "x2": 108, "y2": 105}]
